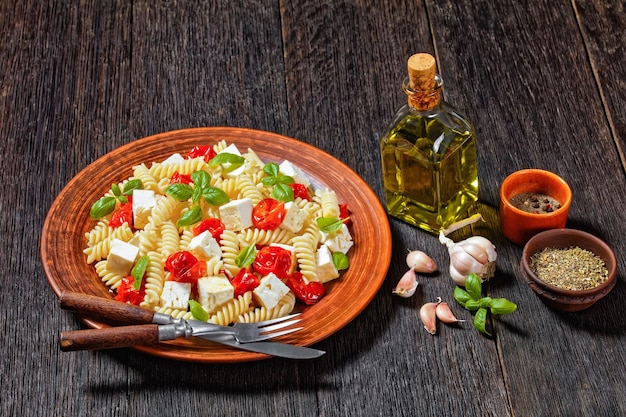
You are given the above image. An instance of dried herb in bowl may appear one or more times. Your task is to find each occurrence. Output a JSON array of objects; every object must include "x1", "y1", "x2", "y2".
[{"x1": 529, "y1": 246, "x2": 608, "y2": 291}]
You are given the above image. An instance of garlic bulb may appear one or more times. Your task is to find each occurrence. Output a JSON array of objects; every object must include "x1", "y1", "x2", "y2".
[{"x1": 439, "y1": 215, "x2": 497, "y2": 286}]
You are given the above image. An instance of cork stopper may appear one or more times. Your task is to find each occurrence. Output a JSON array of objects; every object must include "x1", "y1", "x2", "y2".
[
  {"x1": 407, "y1": 53, "x2": 437, "y2": 90},
  {"x1": 405, "y1": 53, "x2": 440, "y2": 110}
]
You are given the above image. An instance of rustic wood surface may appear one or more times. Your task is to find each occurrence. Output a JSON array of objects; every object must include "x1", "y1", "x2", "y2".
[{"x1": 1, "y1": 0, "x2": 625, "y2": 416}]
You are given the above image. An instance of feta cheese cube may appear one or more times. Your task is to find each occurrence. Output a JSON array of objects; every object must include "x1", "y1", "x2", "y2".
[
  {"x1": 321, "y1": 223, "x2": 354, "y2": 254},
  {"x1": 132, "y1": 189, "x2": 157, "y2": 229},
  {"x1": 160, "y1": 281, "x2": 192, "y2": 309},
  {"x1": 218, "y1": 144, "x2": 245, "y2": 177},
  {"x1": 188, "y1": 231, "x2": 222, "y2": 260},
  {"x1": 219, "y1": 198, "x2": 253, "y2": 231},
  {"x1": 162, "y1": 153, "x2": 185, "y2": 165},
  {"x1": 106, "y1": 238, "x2": 139, "y2": 276},
  {"x1": 315, "y1": 245, "x2": 339, "y2": 283},
  {"x1": 253, "y1": 273, "x2": 291, "y2": 309},
  {"x1": 279, "y1": 201, "x2": 306, "y2": 233},
  {"x1": 279, "y1": 160, "x2": 311, "y2": 188},
  {"x1": 197, "y1": 276, "x2": 234, "y2": 314}
]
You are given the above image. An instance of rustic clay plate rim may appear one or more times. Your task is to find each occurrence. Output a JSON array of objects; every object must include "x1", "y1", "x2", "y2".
[{"x1": 40, "y1": 127, "x2": 392, "y2": 363}]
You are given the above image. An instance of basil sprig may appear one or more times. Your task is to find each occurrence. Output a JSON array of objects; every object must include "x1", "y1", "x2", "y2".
[
  {"x1": 89, "y1": 179, "x2": 144, "y2": 219},
  {"x1": 454, "y1": 273, "x2": 517, "y2": 336}
]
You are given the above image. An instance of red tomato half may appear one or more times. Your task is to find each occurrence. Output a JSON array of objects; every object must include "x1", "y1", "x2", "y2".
[
  {"x1": 284, "y1": 272, "x2": 325, "y2": 305},
  {"x1": 186, "y1": 145, "x2": 217, "y2": 163},
  {"x1": 230, "y1": 269, "x2": 261, "y2": 298},
  {"x1": 170, "y1": 171, "x2": 193, "y2": 185},
  {"x1": 165, "y1": 251, "x2": 202, "y2": 283},
  {"x1": 339, "y1": 203, "x2": 351, "y2": 225},
  {"x1": 193, "y1": 218, "x2": 226, "y2": 239},
  {"x1": 253, "y1": 246, "x2": 293, "y2": 279},
  {"x1": 114, "y1": 276, "x2": 145, "y2": 305},
  {"x1": 252, "y1": 198, "x2": 285, "y2": 230},
  {"x1": 289, "y1": 183, "x2": 310, "y2": 201},
  {"x1": 109, "y1": 203, "x2": 133, "y2": 228}
]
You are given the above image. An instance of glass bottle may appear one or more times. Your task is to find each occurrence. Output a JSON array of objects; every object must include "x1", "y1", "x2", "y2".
[{"x1": 380, "y1": 53, "x2": 478, "y2": 234}]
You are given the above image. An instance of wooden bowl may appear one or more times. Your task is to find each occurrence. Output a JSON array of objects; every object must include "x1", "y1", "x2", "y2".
[
  {"x1": 520, "y1": 229, "x2": 617, "y2": 312},
  {"x1": 499, "y1": 169, "x2": 572, "y2": 246}
]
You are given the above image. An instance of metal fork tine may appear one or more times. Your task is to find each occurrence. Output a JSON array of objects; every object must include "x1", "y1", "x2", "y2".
[
  {"x1": 253, "y1": 313, "x2": 301, "y2": 327},
  {"x1": 256, "y1": 318, "x2": 302, "y2": 333},
  {"x1": 254, "y1": 326, "x2": 304, "y2": 341}
]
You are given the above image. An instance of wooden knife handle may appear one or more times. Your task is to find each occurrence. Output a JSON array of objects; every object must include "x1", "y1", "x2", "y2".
[
  {"x1": 60, "y1": 292, "x2": 156, "y2": 324},
  {"x1": 59, "y1": 324, "x2": 161, "y2": 351}
]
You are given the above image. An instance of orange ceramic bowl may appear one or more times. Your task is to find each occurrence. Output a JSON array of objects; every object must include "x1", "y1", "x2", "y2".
[{"x1": 499, "y1": 169, "x2": 572, "y2": 246}]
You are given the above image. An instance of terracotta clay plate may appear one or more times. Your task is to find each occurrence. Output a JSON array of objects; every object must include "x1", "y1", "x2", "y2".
[{"x1": 41, "y1": 127, "x2": 392, "y2": 362}]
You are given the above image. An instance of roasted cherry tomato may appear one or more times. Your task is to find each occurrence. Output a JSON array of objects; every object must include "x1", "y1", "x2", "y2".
[
  {"x1": 170, "y1": 171, "x2": 193, "y2": 185},
  {"x1": 193, "y1": 218, "x2": 226, "y2": 239},
  {"x1": 186, "y1": 145, "x2": 217, "y2": 163},
  {"x1": 339, "y1": 203, "x2": 351, "y2": 225},
  {"x1": 114, "y1": 276, "x2": 145, "y2": 305},
  {"x1": 253, "y1": 246, "x2": 293, "y2": 279},
  {"x1": 285, "y1": 271, "x2": 325, "y2": 305},
  {"x1": 109, "y1": 197, "x2": 133, "y2": 228},
  {"x1": 230, "y1": 269, "x2": 261, "y2": 298},
  {"x1": 165, "y1": 251, "x2": 203, "y2": 283},
  {"x1": 252, "y1": 198, "x2": 285, "y2": 230},
  {"x1": 289, "y1": 183, "x2": 310, "y2": 201},
  {"x1": 175, "y1": 261, "x2": 207, "y2": 284}
]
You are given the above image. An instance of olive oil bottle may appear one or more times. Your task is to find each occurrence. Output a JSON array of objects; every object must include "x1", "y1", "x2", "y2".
[{"x1": 380, "y1": 53, "x2": 478, "y2": 233}]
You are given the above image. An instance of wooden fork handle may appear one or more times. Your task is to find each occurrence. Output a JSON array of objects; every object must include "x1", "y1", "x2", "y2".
[
  {"x1": 59, "y1": 324, "x2": 161, "y2": 351},
  {"x1": 60, "y1": 292, "x2": 157, "y2": 324}
]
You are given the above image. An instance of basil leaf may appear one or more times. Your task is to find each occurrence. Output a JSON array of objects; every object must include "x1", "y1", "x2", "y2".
[
  {"x1": 166, "y1": 183, "x2": 194, "y2": 201},
  {"x1": 123, "y1": 179, "x2": 143, "y2": 195},
  {"x1": 131, "y1": 255, "x2": 149, "y2": 290},
  {"x1": 191, "y1": 185, "x2": 203, "y2": 204},
  {"x1": 189, "y1": 300, "x2": 208, "y2": 322},
  {"x1": 236, "y1": 245, "x2": 257, "y2": 268},
  {"x1": 464, "y1": 299, "x2": 480, "y2": 311},
  {"x1": 490, "y1": 298, "x2": 518, "y2": 315},
  {"x1": 478, "y1": 297, "x2": 493, "y2": 308},
  {"x1": 190, "y1": 170, "x2": 211, "y2": 189},
  {"x1": 111, "y1": 183, "x2": 122, "y2": 197},
  {"x1": 117, "y1": 195, "x2": 128, "y2": 204},
  {"x1": 271, "y1": 184, "x2": 294, "y2": 202},
  {"x1": 317, "y1": 217, "x2": 345, "y2": 233},
  {"x1": 263, "y1": 162, "x2": 280, "y2": 177},
  {"x1": 473, "y1": 307, "x2": 492, "y2": 336},
  {"x1": 208, "y1": 153, "x2": 245, "y2": 167},
  {"x1": 176, "y1": 205, "x2": 203, "y2": 227},
  {"x1": 465, "y1": 273, "x2": 482, "y2": 300},
  {"x1": 89, "y1": 196, "x2": 117, "y2": 219},
  {"x1": 453, "y1": 286, "x2": 471, "y2": 307},
  {"x1": 202, "y1": 187, "x2": 230, "y2": 206},
  {"x1": 332, "y1": 252, "x2": 349, "y2": 270}
]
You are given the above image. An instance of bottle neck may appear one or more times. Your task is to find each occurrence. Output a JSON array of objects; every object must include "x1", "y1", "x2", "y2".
[{"x1": 403, "y1": 75, "x2": 442, "y2": 111}]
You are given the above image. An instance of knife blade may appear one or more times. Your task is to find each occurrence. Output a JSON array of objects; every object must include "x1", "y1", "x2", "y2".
[{"x1": 197, "y1": 333, "x2": 325, "y2": 359}]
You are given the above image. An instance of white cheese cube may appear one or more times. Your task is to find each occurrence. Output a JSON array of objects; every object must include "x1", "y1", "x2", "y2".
[
  {"x1": 279, "y1": 201, "x2": 306, "y2": 233},
  {"x1": 197, "y1": 276, "x2": 234, "y2": 314},
  {"x1": 106, "y1": 238, "x2": 139, "y2": 276},
  {"x1": 160, "y1": 281, "x2": 192, "y2": 309},
  {"x1": 279, "y1": 160, "x2": 311, "y2": 188},
  {"x1": 132, "y1": 189, "x2": 157, "y2": 229},
  {"x1": 188, "y1": 231, "x2": 222, "y2": 260},
  {"x1": 218, "y1": 144, "x2": 245, "y2": 177},
  {"x1": 219, "y1": 198, "x2": 253, "y2": 231},
  {"x1": 253, "y1": 273, "x2": 291, "y2": 309},
  {"x1": 162, "y1": 153, "x2": 185, "y2": 165},
  {"x1": 321, "y1": 223, "x2": 354, "y2": 254},
  {"x1": 315, "y1": 245, "x2": 339, "y2": 283}
]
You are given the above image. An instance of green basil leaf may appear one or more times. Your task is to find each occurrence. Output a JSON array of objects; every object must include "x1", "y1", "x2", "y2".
[
  {"x1": 189, "y1": 299, "x2": 208, "y2": 322},
  {"x1": 131, "y1": 255, "x2": 149, "y2": 290},
  {"x1": 317, "y1": 217, "x2": 345, "y2": 233},
  {"x1": 190, "y1": 170, "x2": 211, "y2": 189},
  {"x1": 236, "y1": 245, "x2": 257, "y2": 268},
  {"x1": 117, "y1": 195, "x2": 128, "y2": 204},
  {"x1": 263, "y1": 162, "x2": 280, "y2": 177},
  {"x1": 192, "y1": 185, "x2": 203, "y2": 204},
  {"x1": 176, "y1": 205, "x2": 203, "y2": 227},
  {"x1": 202, "y1": 187, "x2": 230, "y2": 206},
  {"x1": 89, "y1": 196, "x2": 117, "y2": 219},
  {"x1": 478, "y1": 297, "x2": 493, "y2": 308},
  {"x1": 208, "y1": 152, "x2": 245, "y2": 168},
  {"x1": 465, "y1": 273, "x2": 482, "y2": 300},
  {"x1": 464, "y1": 299, "x2": 480, "y2": 311},
  {"x1": 490, "y1": 298, "x2": 518, "y2": 315},
  {"x1": 473, "y1": 307, "x2": 492, "y2": 336},
  {"x1": 454, "y1": 286, "x2": 471, "y2": 307},
  {"x1": 271, "y1": 183, "x2": 294, "y2": 202},
  {"x1": 123, "y1": 179, "x2": 144, "y2": 195},
  {"x1": 332, "y1": 252, "x2": 349, "y2": 270},
  {"x1": 166, "y1": 183, "x2": 194, "y2": 201},
  {"x1": 111, "y1": 183, "x2": 122, "y2": 197}
]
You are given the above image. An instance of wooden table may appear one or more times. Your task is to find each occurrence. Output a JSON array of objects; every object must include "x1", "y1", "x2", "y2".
[{"x1": 2, "y1": 0, "x2": 625, "y2": 415}]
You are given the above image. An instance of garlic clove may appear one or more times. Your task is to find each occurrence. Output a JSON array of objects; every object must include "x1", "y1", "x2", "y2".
[
  {"x1": 406, "y1": 250, "x2": 437, "y2": 273},
  {"x1": 457, "y1": 242, "x2": 490, "y2": 264},
  {"x1": 392, "y1": 268, "x2": 418, "y2": 298},
  {"x1": 464, "y1": 236, "x2": 497, "y2": 262},
  {"x1": 420, "y1": 301, "x2": 439, "y2": 334},
  {"x1": 449, "y1": 264, "x2": 469, "y2": 286},
  {"x1": 449, "y1": 250, "x2": 485, "y2": 276},
  {"x1": 436, "y1": 301, "x2": 465, "y2": 324}
]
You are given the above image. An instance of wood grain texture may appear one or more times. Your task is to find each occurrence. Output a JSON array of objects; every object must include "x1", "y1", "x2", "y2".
[{"x1": 1, "y1": 0, "x2": 625, "y2": 416}]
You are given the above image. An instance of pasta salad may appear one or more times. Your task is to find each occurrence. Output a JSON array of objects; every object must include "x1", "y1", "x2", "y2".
[{"x1": 84, "y1": 140, "x2": 353, "y2": 325}]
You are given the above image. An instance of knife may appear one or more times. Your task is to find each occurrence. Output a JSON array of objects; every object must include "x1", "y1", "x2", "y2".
[{"x1": 59, "y1": 292, "x2": 325, "y2": 359}]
